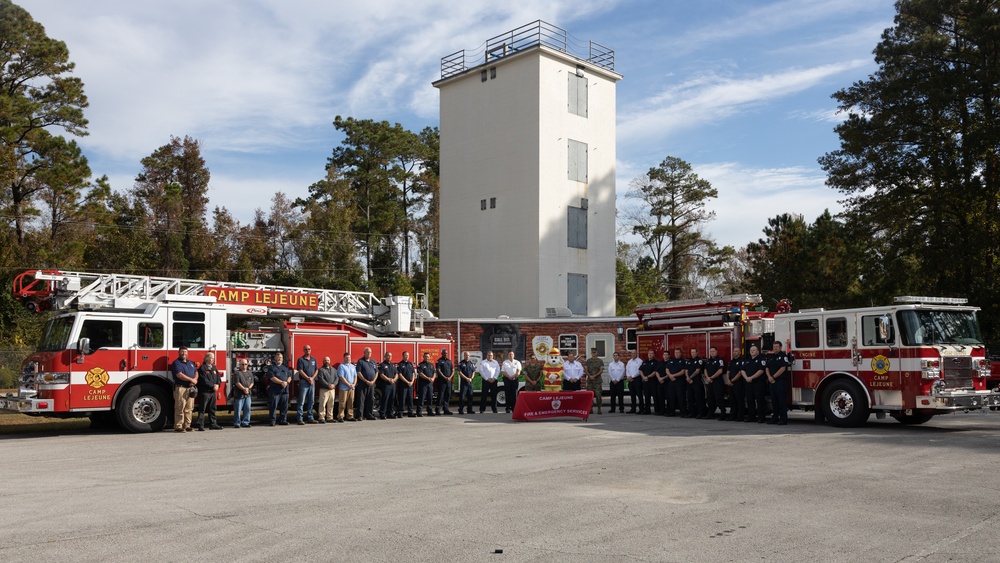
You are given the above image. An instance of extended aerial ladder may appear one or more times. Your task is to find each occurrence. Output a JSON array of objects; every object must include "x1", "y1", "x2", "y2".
[
  {"x1": 635, "y1": 293, "x2": 768, "y2": 330},
  {"x1": 12, "y1": 270, "x2": 423, "y2": 335}
]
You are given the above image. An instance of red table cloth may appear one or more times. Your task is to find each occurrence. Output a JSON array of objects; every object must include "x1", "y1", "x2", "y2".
[{"x1": 512, "y1": 391, "x2": 594, "y2": 421}]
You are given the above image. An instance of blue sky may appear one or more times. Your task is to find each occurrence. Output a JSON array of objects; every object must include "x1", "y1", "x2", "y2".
[{"x1": 20, "y1": 0, "x2": 897, "y2": 249}]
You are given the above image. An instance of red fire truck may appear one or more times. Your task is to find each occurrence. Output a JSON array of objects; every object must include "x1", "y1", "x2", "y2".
[
  {"x1": 635, "y1": 294, "x2": 1000, "y2": 426},
  {"x1": 2, "y1": 270, "x2": 453, "y2": 432}
]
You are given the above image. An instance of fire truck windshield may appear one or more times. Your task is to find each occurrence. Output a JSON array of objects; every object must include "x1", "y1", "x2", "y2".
[
  {"x1": 37, "y1": 316, "x2": 74, "y2": 352},
  {"x1": 897, "y1": 310, "x2": 983, "y2": 346}
]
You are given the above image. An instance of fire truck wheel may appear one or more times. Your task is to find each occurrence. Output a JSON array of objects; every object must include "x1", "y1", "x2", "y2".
[
  {"x1": 496, "y1": 389, "x2": 507, "y2": 407},
  {"x1": 820, "y1": 380, "x2": 870, "y2": 427},
  {"x1": 116, "y1": 383, "x2": 168, "y2": 433},
  {"x1": 891, "y1": 413, "x2": 934, "y2": 425}
]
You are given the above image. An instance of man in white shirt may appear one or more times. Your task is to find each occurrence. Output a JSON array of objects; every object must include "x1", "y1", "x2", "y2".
[
  {"x1": 607, "y1": 351, "x2": 626, "y2": 413},
  {"x1": 562, "y1": 351, "x2": 584, "y2": 391},
  {"x1": 625, "y1": 350, "x2": 643, "y2": 414},
  {"x1": 478, "y1": 351, "x2": 501, "y2": 414},
  {"x1": 501, "y1": 351, "x2": 522, "y2": 413}
]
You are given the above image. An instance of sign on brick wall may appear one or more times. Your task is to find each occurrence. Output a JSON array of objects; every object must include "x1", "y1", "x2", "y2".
[{"x1": 559, "y1": 334, "x2": 578, "y2": 355}]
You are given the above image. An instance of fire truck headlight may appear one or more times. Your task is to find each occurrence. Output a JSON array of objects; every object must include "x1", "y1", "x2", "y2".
[
  {"x1": 920, "y1": 359, "x2": 941, "y2": 379},
  {"x1": 40, "y1": 372, "x2": 70, "y2": 384}
]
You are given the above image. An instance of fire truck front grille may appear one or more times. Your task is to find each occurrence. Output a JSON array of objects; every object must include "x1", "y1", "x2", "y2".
[{"x1": 941, "y1": 357, "x2": 974, "y2": 389}]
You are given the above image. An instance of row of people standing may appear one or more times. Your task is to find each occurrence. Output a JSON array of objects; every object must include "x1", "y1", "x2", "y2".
[
  {"x1": 252, "y1": 346, "x2": 594, "y2": 423},
  {"x1": 174, "y1": 343, "x2": 791, "y2": 430},
  {"x1": 257, "y1": 346, "x2": 460, "y2": 424},
  {"x1": 621, "y1": 342, "x2": 792, "y2": 424},
  {"x1": 463, "y1": 350, "x2": 524, "y2": 413},
  {"x1": 482, "y1": 348, "x2": 609, "y2": 415}
]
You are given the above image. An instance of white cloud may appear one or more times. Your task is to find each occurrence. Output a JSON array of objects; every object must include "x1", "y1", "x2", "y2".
[
  {"x1": 206, "y1": 173, "x2": 310, "y2": 220},
  {"x1": 16, "y1": 0, "x2": 883, "y2": 237},
  {"x1": 20, "y1": 0, "x2": 623, "y2": 165},
  {"x1": 614, "y1": 160, "x2": 841, "y2": 249},
  {"x1": 788, "y1": 108, "x2": 846, "y2": 124},
  {"x1": 694, "y1": 162, "x2": 842, "y2": 248},
  {"x1": 767, "y1": 22, "x2": 890, "y2": 59},
  {"x1": 618, "y1": 60, "x2": 869, "y2": 146},
  {"x1": 662, "y1": 0, "x2": 886, "y2": 55}
]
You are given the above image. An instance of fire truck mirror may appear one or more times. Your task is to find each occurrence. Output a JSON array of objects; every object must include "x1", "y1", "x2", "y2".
[
  {"x1": 78, "y1": 337, "x2": 91, "y2": 356},
  {"x1": 877, "y1": 315, "x2": 894, "y2": 344}
]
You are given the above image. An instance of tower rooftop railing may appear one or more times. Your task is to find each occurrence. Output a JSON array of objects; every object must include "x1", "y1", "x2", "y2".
[{"x1": 440, "y1": 20, "x2": 615, "y2": 80}]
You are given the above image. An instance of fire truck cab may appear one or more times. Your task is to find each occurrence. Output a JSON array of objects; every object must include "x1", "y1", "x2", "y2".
[{"x1": 775, "y1": 296, "x2": 998, "y2": 426}]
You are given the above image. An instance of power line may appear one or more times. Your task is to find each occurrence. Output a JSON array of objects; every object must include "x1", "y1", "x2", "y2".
[{"x1": 0, "y1": 215, "x2": 436, "y2": 244}]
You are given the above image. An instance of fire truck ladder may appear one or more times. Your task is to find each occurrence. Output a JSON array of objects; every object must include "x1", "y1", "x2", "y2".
[
  {"x1": 635, "y1": 293, "x2": 763, "y2": 329},
  {"x1": 16, "y1": 270, "x2": 384, "y2": 324}
]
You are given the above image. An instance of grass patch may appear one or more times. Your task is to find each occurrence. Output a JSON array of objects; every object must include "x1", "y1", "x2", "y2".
[{"x1": 0, "y1": 413, "x2": 90, "y2": 435}]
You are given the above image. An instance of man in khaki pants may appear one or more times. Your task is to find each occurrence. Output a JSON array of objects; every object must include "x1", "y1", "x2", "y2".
[
  {"x1": 170, "y1": 347, "x2": 198, "y2": 432},
  {"x1": 335, "y1": 352, "x2": 357, "y2": 422},
  {"x1": 316, "y1": 357, "x2": 337, "y2": 423}
]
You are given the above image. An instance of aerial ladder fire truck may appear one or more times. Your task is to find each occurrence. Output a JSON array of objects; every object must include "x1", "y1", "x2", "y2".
[
  {"x1": 634, "y1": 294, "x2": 1000, "y2": 426},
  {"x1": 3, "y1": 270, "x2": 453, "y2": 432}
]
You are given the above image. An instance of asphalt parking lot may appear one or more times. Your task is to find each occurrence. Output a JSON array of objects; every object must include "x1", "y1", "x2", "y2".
[{"x1": 2, "y1": 409, "x2": 999, "y2": 563}]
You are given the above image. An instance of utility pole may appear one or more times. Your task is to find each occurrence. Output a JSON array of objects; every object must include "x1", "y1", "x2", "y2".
[{"x1": 425, "y1": 237, "x2": 431, "y2": 310}]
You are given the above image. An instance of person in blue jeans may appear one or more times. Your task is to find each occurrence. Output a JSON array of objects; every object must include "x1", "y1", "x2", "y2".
[
  {"x1": 296, "y1": 345, "x2": 318, "y2": 424},
  {"x1": 231, "y1": 359, "x2": 254, "y2": 428},
  {"x1": 267, "y1": 352, "x2": 292, "y2": 426}
]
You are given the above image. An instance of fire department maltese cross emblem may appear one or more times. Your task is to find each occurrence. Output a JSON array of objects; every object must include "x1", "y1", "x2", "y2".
[
  {"x1": 85, "y1": 367, "x2": 110, "y2": 389},
  {"x1": 550, "y1": 399, "x2": 561, "y2": 411},
  {"x1": 871, "y1": 355, "x2": 890, "y2": 375}
]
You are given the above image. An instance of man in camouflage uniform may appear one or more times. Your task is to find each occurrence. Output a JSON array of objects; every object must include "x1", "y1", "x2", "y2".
[
  {"x1": 585, "y1": 347, "x2": 604, "y2": 414},
  {"x1": 523, "y1": 356, "x2": 543, "y2": 392}
]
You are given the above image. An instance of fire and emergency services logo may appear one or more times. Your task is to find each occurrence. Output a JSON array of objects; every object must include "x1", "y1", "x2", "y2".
[
  {"x1": 85, "y1": 367, "x2": 110, "y2": 389},
  {"x1": 871, "y1": 355, "x2": 890, "y2": 375},
  {"x1": 550, "y1": 399, "x2": 561, "y2": 411}
]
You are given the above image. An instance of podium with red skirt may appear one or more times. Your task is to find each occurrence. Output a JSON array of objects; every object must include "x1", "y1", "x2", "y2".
[{"x1": 511, "y1": 391, "x2": 593, "y2": 421}]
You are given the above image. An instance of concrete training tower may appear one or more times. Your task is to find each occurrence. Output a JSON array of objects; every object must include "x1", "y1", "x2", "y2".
[{"x1": 434, "y1": 21, "x2": 621, "y2": 319}]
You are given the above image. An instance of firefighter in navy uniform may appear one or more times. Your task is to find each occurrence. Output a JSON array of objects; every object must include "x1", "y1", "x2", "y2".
[
  {"x1": 456, "y1": 351, "x2": 477, "y2": 414},
  {"x1": 377, "y1": 352, "x2": 398, "y2": 419},
  {"x1": 396, "y1": 351, "x2": 416, "y2": 417},
  {"x1": 355, "y1": 348, "x2": 379, "y2": 421},
  {"x1": 705, "y1": 346, "x2": 727, "y2": 420},
  {"x1": 416, "y1": 352, "x2": 436, "y2": 417},
  {"x1": 766, "y1": 341, "x2": 793, "y2": 425},
  {"x1": 685, "y1": 348, "x2": 707, "y2": 418},
  {"x1": 435, "y1": 349, "x2": 455, "y2": 416},
  {"x1": 727, "y1": 353, "x2": 746, "y2": 422},
  {"x1": 639, "y1": 350, "x2": 659, "y2": 415},
  {"x1": 743, "y1": 344, "x2": 768, "y2": 423},
  {"x1": 665, "y1": 348, "x2": 687, "y2": 417}
]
